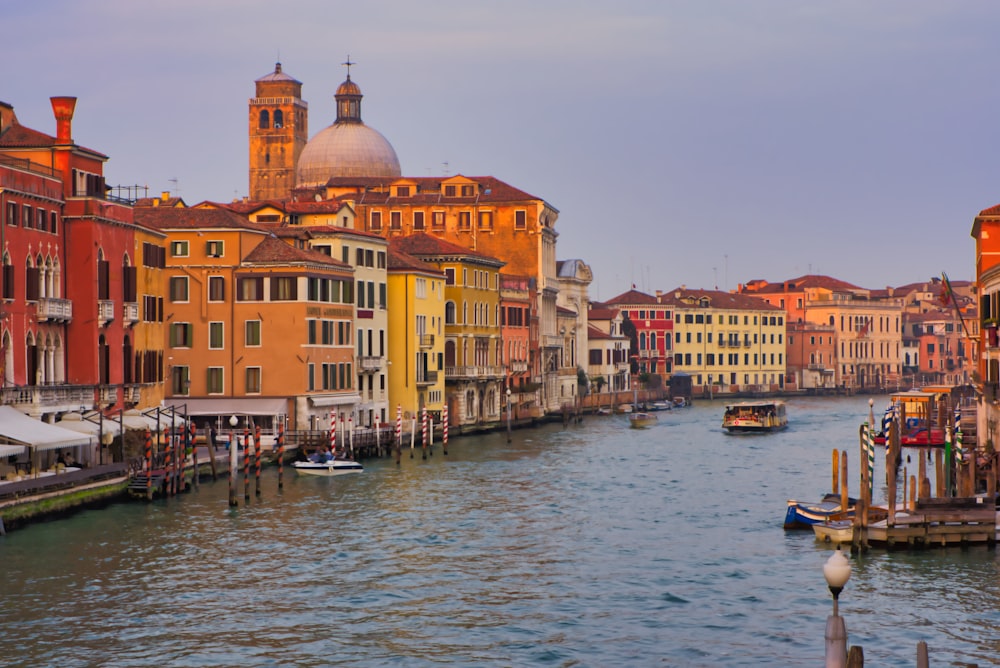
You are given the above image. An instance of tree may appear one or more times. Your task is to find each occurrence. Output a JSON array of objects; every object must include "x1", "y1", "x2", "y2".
[{"x1": 621, "y1": 312, "x2": 639, "y2": 374}]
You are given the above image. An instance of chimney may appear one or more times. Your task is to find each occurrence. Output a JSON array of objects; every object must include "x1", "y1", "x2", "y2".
[
  {"x1": 50, "y1": 96, "x2": 77, "y2": 145},
  {"x1": 161, "y1": 191, "x2": 170, "y2": 201}
]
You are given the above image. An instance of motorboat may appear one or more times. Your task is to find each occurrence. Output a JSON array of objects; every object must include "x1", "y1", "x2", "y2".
[
  {"x1": 722, "y1": 401, "x2": 788, "y2": 432},
  {"x1": 812, "y1": 519, "x2": 854, "y2": 545},
  {"x1": 292, "y1": 457, "x2": 363, "y2": 476},
  {"x1": 783, "y1": 494, "x2": 856, "y2": 530},
  {"x1": 628, "y1": 412, "x2": 658, "y2": 429}
]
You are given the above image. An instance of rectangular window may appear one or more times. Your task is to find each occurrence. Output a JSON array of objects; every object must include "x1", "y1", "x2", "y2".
[
  {"x1": 270, "y1": 276, "x2": 297, "y2": 301},
  {"x1": 170, "y1": 322, "x2": 193, "y2": 348},
  {"x1": 171, "y1": 366, "x2": 190, "y2": 395},
  {"x1": 478, "y1": 210, "x2": 493, "y2": 230},
  {"x1": 245, "y1": 320, "x2": 261, "y2": 346},
  {"x1": 307, "y1": 319, "x2": 317, "y2": 344},
  {"x1": 170, "y1": 240, "x2": 189, "y2": 257},
  {"x1": 370, "y1": 211, "x2": 382, "y2": 231},
  {"x1": 237, "y1": 277, "x2": 264, "y2": 301},
  {"x1": 208, "y1": 276, "x2": 225, "y2": 302},
  {"x1": 207, "y1": 321, "x2": 223, "y2": 349},
  {"x1": 514, "y1": 210, "x2": 527, "y2": 229},
  {"x1": 458, "y1": 211, "x2": 471, "y2": 230},
  {"x1": 307, "y1": 363, "x2": 315, "y2": 391},
  {"x1": 396, "y1": 186, "x2": 410, "y2": 197},
  {"x1": 444, "y1": 185, "x2": 457, "y2": 196},
  {"x1": 22, "y1": 205, "x2": 31, "y2": 228},
  {"x1": 246, "y1": 367, "x2": 262, "y2": 394},
  {"x1": 365, "y1": 249, "x2": 374, "y2": 267},
  {"x1": 207, "y1": 367, "x2": 224, "y2": 394},
  {"x1": 206, "y1": 240, "x2": 224, "y2": 257},
  {"x1": 413, "y1": 211, "x2": 425, "y2": 230},
  {"x1": 390, "y1": 211, "x2": 402, "y2": 230},
  {"x1": 379, "y1": 282, "x2": 386, "y2": 308},
  {"x1": 36, "y1": 208, "x2": 46, "y2": 230},
  {"x1": 377, "y1": 251, "x2": 386, "y2": 269},
  {"x1": 49, "y1": 211, "x2": 58, "y2": 234},
  {"x1": 169, "y1": 276, "x2": 189, "y2": 302},
  {"x1": 432, "y1": 211, "x2": 445, "y2": 229},
  {"x1": 6, "y1": 202, "x2": 15, "y2": 227},
  {"x1": 461, "y1": 184, "x2": 474, "y2": 197}
]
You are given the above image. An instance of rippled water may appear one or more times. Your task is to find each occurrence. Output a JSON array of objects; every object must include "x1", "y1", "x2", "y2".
[{"x1": 2, "y1": 396, "x2": 999, "y2": 666}]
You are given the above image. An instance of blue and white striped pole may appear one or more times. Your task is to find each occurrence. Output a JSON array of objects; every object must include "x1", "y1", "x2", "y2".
[{"x1": 865, "y1": 421, "x2": 874, "y2": 501}]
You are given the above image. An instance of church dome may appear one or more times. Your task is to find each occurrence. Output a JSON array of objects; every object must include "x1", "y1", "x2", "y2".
[{"x1": 296, "y1": 73, "x2": 401, "y2": 187}]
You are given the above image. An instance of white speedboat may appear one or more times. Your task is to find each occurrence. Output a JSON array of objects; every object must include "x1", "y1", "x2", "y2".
[{"x1": 292, "y1": 458, "x2": 364, "y2": 476}]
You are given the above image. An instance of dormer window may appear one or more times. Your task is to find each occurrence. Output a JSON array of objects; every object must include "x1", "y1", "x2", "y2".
[
  {"x1": 444, "y1": 185, "x2": 457, "y2": 197},
  {"x1": 396, "y1": 186, "x2": 410, "y2": 197}
]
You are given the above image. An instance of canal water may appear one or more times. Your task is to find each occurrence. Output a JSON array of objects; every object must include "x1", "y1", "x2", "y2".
[{"x1": 2, "y1": 396, "x2": 998, "y2": 666}]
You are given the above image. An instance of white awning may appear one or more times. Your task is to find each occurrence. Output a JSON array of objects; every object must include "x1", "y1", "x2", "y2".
[
  {"x1": 308, "y1": 394, "x2": 362, "y2": 407},
  {"x1": 165, "y1": 397, "x2": 289, "y2": 416},
  {"x1": 0, "y1": 444, "x2": 24, "y2": 457},
  {"x1": 0, "y1": 406, "x2": 95, "y2": 451},
  {"x1": 55, "y1": 412, "x2": 122, "y2": 438}
]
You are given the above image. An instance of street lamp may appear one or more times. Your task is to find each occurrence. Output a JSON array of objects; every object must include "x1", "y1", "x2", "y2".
[
  {"x1": 506, "y1": 387, "x2": 512, "y2": 443},
  {"x1": 823, "y1": 548, "x2": 852, "y2": 667}
]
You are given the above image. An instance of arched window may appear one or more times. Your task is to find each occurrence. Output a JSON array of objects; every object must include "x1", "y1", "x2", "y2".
[
  {"x1": 2, "y1": 330, "x2": 13, "y2": 385},
  {"x1": 259, "y1": 109, "x2": 270, "y2": 129},
  {"x1": 1, "y1": 252, "x2": 12, "y2": 300},
  {"x1": 25, "y1": 256, "x2": 39, "y2": 301},
  {"x1": 273, "y1": 109, "x2": 283, "y2": 128},
  {"x1": 445, "y1": 301, "x2": 456, "y2": 325},
  {"x1": 26, "y1": 331, "x2": 38, "y2": 385}
]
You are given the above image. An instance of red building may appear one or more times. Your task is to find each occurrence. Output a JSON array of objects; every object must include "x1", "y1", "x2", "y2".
[
  {"x1": 603, "y1": 289, "x2": 675, "y2": 383},
  {"x1": 0, "y1": 97, "x2": 162, "y2": 419}
]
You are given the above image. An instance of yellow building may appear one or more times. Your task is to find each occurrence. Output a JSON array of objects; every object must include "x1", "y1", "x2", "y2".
[
  {"x1": 386, "y1": 244, "x2": 446, "y2": 424},
  {"x1": 129, "y1": 225, "x2": 167, "y2": 409},
  {"x1": 668, "y1": 288, "x2": 786, "y2": 396},
  {"x1": 392, "y1": 233, "x2": 504, "y2": 429},
  {"x1": 133, "y1": 206, "x2": 357, "y2": 439}
]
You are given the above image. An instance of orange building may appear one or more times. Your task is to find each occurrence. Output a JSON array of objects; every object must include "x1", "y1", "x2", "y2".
[{"x1": 134, "y1": 206, "x2": 357, "y2": 438}]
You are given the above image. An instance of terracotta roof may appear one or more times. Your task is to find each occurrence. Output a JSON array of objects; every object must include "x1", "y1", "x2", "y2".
[
  {"x1": 978, "y1": 203, "x2": 1000, "y2": 216},
  {"x1": 133, "y1": 206, "x2": 266, "y2": 232},
  {"x1": 242, "y1": 236, "x2": 350, "y2": 269},
  {"x1": 387, "y1": 247, "x2": 445, "y2": 276},
  {"x1": 0, "y1": 118, "x2": 107, "y2": 158},
  {"x1": 668, "y1": 287, "x2": 783, "y2": 311},
  {"x1": 587, "y1": 324, "x2": 616, "y2": 340},
  {"x1": 587, "y1": 307, "x2": 619, "y2": 320},
  {"x1": 741, "y1": 274, "x2": 863, "y2": 294},
  {"x1": 605, "y1": 289, "x2": 660, "y2": 305},
  {"x1": 390, "y1": 232, "x2": 503, "y2": 265},
  {"x1": 557, "y1": 305, "x2": 577, "y2": 316},
  {"x1": 327, "y1": 175, "x2": 545, "y2": 205},
  {"x1": 134, "y1": 197, "x2": 186, "y2": 208}
]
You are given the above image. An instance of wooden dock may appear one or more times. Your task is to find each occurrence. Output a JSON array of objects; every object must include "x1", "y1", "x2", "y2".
[{"x1": 861, "y1": 497, "x2": 998, "y2": 550}]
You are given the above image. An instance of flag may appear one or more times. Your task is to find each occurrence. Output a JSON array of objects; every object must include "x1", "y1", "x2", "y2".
[
  {"x1": 940, "y1": 271, "x2": 957, "y2": 306},
  {"x1": 857, "y1": 318, "x2": 870, "y2": 338}
]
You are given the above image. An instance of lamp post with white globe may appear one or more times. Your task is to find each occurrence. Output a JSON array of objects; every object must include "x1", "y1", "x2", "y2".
[{"x1": 823, "y1": 547, "x2": 852, "y2": 667}]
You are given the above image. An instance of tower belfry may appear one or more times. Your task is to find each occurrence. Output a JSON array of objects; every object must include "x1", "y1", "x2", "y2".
[{"x1": 248, "y1": 62, "x2": 308, "y2": 201}]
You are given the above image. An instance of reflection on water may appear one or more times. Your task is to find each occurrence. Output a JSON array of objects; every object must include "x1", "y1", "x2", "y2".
[{"x1": 1, "y1": 396, "x2": 998, "y2": 666}]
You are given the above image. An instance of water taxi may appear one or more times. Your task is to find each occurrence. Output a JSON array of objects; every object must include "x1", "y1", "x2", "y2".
[
  {"x1": 722, "y1": 401, "x2": 788, "y2": 433},
  {"x1": 628, "y1": 412, "x2": 658, "y2": 429}
]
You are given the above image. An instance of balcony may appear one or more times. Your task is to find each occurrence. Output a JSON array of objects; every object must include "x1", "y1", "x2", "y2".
[
  {"x1": 445, "y1": 365, "x2": 505, "y2": 380},
  {"x1": 0, "y1": 384, "x2": 97, "y2": 412},
  {"x1": 123, "y1": 385, "x2": 141, "y2": 404},
  {"x1": 419, "y1": 334, "x2": 435, "y2": 348},
  {"x1": 99, "y1": 385, "x2": 118, "y2": 405},
  {"x1": 718, "y1": 340, "x2": 727, "y2": 347},
  {"x1": 542, "y1": 334, "x2": 563, "y2": 348},
  {"x1": 416, "y1": 370, "x2": 439, "y2": 386},
  {"x1": 37, "y1": 298, "x2": 73, "y2": 323},
  {"x1": 124, "y1": 301, "x2": 139, "y2": 324},
  {"x1": 357, "y1": 355, "x2": 383, "y2": 373},
  {"x1": 509, "y1": 360, "x2": 528, "y2": 373},
  {"x1": 98, "y1": 300, "x2": 115, "y2": 326}
]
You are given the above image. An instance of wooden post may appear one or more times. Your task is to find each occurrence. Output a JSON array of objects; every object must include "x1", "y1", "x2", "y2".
[
  {"x1": 277, "y1": 422, "x2": 284, "y2": 490},
  {"x1": 189, "y1": 422, "x2": 198, "y2": 489},
  {"x1": 840, "y1": 450, "x2": 849, "y2": 513},
  {"x1": 921, "y1": 448, "x2": 930, "y2": 500},
  {"x1": 410, "y1": 419, "x2": 416, "y2": 458},
  {"x1": 254, "y1": 424, "x2": 262, "y2": 497},
  {"x1": 144, "y1": 429, "x2": 152, "y2": 501},
  {"x1": 228, "y1": 435, "x2": 239, "y2": 507},
  {"x1": 833, "y1": 449, "x2": 840, "y2": 495},
  {"x1": 909, "y1": 475, "x2": 916, "y2": 512},
  {"x1": 921, "y1": 448, "x2": 944, "y2": 499},
  {"x1": 243, "y1": 427, "x2": 250, "y2": 502}
]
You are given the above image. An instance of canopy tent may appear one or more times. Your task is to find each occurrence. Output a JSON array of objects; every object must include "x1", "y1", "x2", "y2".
[
  {"x1": 0, "y1": 443, "x2": 25, "y2": 457},
  {"x1": 0, "y1": 406, "x2": 95, "y2": 451},
  {"x1": 120, "y1": 409, "x2": 167, "y2": 432},
  {"x1": 55, "y1": 412, "x2": 122, "y2": 440}
]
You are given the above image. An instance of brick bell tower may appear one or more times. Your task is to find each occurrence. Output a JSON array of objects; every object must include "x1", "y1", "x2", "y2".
[{"x1": 248, "y1": 62, "x2": 308, "y2": 201}]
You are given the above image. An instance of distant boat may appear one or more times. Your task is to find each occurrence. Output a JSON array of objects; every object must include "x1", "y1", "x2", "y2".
[
  {"x1": 292, "y1": 456, "x2": 363, "y2": 476},
  {"x1": 648, "y1": 400, "x2": 673, "y2": 411},
  {"x1": 722, "y1": 400, "x2": 788, "y2": 433},
  {"x1": 628, "y1": 412, "x2": 658, "y2": 429}
]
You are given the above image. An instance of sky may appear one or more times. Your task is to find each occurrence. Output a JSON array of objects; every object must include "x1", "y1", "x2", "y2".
[{"x1": 6, "y1": 1, "x2": 1000, "y2": 301}]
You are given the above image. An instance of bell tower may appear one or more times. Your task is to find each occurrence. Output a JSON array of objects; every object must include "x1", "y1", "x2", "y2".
[{"x1": 248, "y1": 62, "x2": 308, "y2": 201}]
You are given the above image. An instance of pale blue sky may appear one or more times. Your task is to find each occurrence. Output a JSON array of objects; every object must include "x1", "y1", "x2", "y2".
[{"x1": 6, "y1": 1, "x2": 998, "y2": 300}]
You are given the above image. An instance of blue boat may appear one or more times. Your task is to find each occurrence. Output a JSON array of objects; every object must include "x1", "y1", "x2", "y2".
[{"x1": 783, "y1": 493, "x2": 856, "y2": 530}]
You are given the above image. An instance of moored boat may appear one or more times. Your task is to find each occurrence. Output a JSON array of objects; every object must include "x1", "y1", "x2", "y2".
[
  {"x1": 722, "y1": 400, "x2": 788, "y2": 432},
  {"x1": 628, "y1": 412, "x2": 658, "y2": 429},
  {"x1": 812, "y1": 518, "x2": 854, "y2": 544},
  {"x1": 783, "y1": 493, "x2": 856, "y2": 530}
]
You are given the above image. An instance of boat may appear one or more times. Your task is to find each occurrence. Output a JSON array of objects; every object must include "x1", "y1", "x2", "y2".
[
  {"x1": 722, "y1": 400, "x2": 788, "y2": 432},
  {"x1": 672, "y1": 396, "x2": 689, "y2": 408},
  {"x1": 783, "y1": 493, "x2": 856, "y2": 530},
  {"x1": 812, "y1": 518, "x2": 854, "y2": 545},
  {"x1": 628, "y1": 412, "x2": 658, "y2": 429},
  {"x1": 648, "y1": 400, "x2": 673, "y2": 411},
  {"x1": 292, "y1": 456, "x2": 363, "y2": 476}
]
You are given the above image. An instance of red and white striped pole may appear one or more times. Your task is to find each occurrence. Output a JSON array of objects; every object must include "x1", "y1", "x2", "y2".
[
  {"x1": 421, "y1": 406, "x2": 428, "y2": 460},
  {"x1": 442, "y1": 404, "x2": 449, "y2": 455},
  {"x1": 329, "y1": 411, "x2": 336, "y2": 455},
  {"x1": 395, "y1": 404, "x2": 402, "y2": 464}
]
